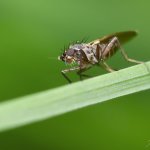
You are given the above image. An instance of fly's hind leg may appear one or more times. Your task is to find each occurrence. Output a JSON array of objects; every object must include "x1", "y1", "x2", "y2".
[{"x1": 111, "y1": 37, "x2": 144, "y2": 64}]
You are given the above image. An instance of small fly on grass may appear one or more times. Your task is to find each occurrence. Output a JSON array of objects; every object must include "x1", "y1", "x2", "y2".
[{"x1": 58, "y1": 31, "x2": 143, "y2": 83}]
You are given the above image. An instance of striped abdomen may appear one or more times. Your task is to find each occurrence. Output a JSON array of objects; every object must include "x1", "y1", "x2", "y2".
[{"x1": 95, "y1": 37, "x2": 119, "y2": 61}]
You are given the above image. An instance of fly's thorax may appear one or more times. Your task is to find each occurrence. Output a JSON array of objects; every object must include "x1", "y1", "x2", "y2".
[
  {"x1": 81, "y1": 44, "x2": 98, "y2": 64},
  {"x1": 69, "y1": 43, "x2": 98, "y2": 65}
]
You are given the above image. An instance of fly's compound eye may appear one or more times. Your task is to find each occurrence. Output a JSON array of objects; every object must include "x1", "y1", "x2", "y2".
[{"x1": 66, "y1": 49, "x2": 75, "y2": 56}]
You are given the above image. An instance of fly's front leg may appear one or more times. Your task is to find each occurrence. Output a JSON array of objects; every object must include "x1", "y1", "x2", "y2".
[
  {"x1": 111, "y1": 37, "x2": 144, "y2": 64},
  {"x1": 61, "y1": 67, "x2": 80, "y2": 83}
]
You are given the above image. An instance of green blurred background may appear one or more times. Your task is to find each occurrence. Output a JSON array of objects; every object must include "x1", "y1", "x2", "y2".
[{"x1": 0, "y1": 0, "x2": 150, "y2": 149}]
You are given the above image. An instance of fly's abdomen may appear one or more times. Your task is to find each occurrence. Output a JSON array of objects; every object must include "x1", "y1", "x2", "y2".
[{"x1": 100, "y1": 41, "x2": 118, "y2": 60}]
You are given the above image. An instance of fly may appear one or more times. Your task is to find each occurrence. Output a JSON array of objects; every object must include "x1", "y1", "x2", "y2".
[{"x1": 58, "y1": 31, "x2": 143, "y2": 83}]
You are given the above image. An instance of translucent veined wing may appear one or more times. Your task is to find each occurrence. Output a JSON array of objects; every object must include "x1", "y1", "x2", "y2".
[{"x1": 88, "y1": 31, "x2": 138, "y2": 45}]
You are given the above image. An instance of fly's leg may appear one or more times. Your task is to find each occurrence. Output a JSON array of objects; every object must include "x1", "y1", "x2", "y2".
[
  {"x1": 77, "y1": 72, "x2": 91, "y2": 81},
  {"x1": 100, "y1": 37, "x2": 143, "y2": 72},
  {"x1": 100, "y1": 62, "x2": 116, "y2": 73},
  {"x1": 61, "y1": 67, "x2": 80, "y2": 83},
  {"x1": 76, "y1": 52, "x2": 92, "y2": 80},
  {"x1": 110, "y1": 37, "x2": 144, "y2": 64},
  {"x1": 77, "y1": 67, "x2": 92, "y2": 80},
  {"x1": 61, "y1": 72, "x2": 71, "y2": 83}
]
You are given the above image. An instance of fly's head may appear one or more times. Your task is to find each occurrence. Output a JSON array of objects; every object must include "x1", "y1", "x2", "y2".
[{"x1": 58, "y1": 43, "x2": 87, "y2": 66}]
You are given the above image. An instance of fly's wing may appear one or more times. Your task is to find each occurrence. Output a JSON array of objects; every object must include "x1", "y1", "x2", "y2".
[{"x1": 88, "y1": 31, "x2": 138, "y2": 45}]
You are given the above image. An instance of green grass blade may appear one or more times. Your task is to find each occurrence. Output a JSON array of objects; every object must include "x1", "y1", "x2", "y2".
[{"x1": 0, "y1": 62, "x2": 150, "y2": 132}]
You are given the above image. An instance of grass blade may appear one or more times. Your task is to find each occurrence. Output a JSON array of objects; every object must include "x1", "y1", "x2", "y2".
[{"x1": 0, "y1": 62, "x2": 150, "y2": 132}]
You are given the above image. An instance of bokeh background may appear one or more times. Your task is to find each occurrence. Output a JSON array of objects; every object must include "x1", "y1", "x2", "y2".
[{"x1": 0, "y1": 0, "x2": 150, "y2": 149}]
